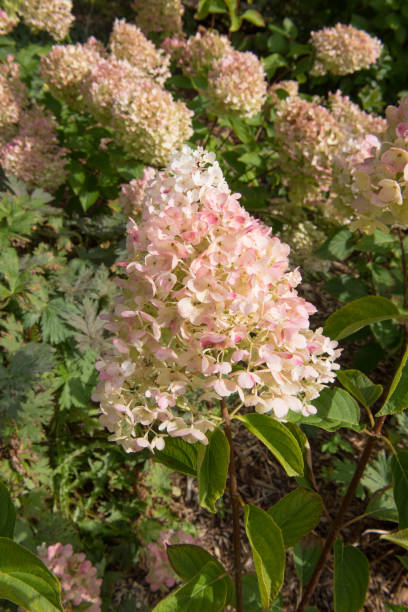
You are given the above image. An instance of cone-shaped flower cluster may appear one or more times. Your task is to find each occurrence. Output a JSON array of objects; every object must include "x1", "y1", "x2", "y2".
[
  {"x1": 41, "y1": 28, "x2": 193, "y2": 166},
  {"x1": 310, "y1": 23, "x2": 383, "y2": 77},
  {"x1": 268, "y1": 79, "x2": 299, "y2": 106},
  {"x1": 132, "y1": 0, "x2": 184, "y2": 37},
  {"x1": 163, "y1": 27, "x2": 233, "y2": 80},
  {"x1": 207, "y1": 50, "x2": 267, "y2": 118},
  {"x1": 274, "y1": 95, "x2": 342, "y2": 204},
  {"x1": 144, "y1": 529, "x2": 198, "y2": 591},
  {"x1": 38, "y1": 543, "x2": 102, "y2": 611},
  {"x1": 0, "y1": 55, "x2": 27, "y2": 143},
  {"x1": 0, "y1": 9, "x2": 17, "y2": 35},
  {"x1": 18, "y1": 0, "x2": 74, "y2": 41},
  {"x1": 109, "y1": 19, "x2": 171, "y2": 86},
  {"x1": 351, "y1": 95, "x2": 408, "y2": 232},
  {"x1": 0, "y1": 105, "x2": 68, "y2": 191},
  {"x1": 274, "y1": 90, "x2": 386, "y2": 209},
  {"x1": 93, "y1": 147, "x2": 340, "y2": 453}
]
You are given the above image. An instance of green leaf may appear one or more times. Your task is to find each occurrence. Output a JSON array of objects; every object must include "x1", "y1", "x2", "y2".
[
  {"x1": 337, "y1": 370, "x2": 383, "y2": 408},
  {"x1": 195, "y1": 0, "x2": 227, "y2": 19},
  {"x1": 287, "y1": 388, "x2": 362, "y2": 433},
  {"x1": 381, "y1": 528, "x2": 408, "y2": 550},
  {"x1": 237, "y1": 414, "x2": 303, "y2": 477},
  {"x1": 323, "y1": 276, "x2": 367, "y2": 303},
  {"x1": 385, "y1": 603, "x2": 408, "y2": 611},
  {"x1": 153, "y1": 437, "x2": 198, "y2": 477},
  {"x1": 0, "y1": 537, "x2": 63, "y2": 612},
  {"x1": 293, "y1": 536, "x2": 323, "y2": 585},
  {"x1": 334, "y1": 540, "x2": 369, "y2": 612},
  {"x1": 167, "y1": 545, "x2": 225, "y2": 581},
  {"x1": 0, "y1": 483, "x2": 16, "y2": 538},
  {"x1": 226, "y1": 116, "x2": 254, "y2": 143},
  {"x1": 356, "y1": 229, "x2": 397, "y2": 254},
  {"x1": 79, "y1": 190, "x2": 99, "y2": 211},
  {"x1": 262, "y1": 53, "x2": 288, "y2": 78},
  {"x1": 316, "y1": 228, "x2": 355, "y2": 261},
  {"x1": 268, "y1": 488, "x2": 323, "y2": 548},
  {"x1": 391, "y1": 451, "x2": 408, "y2": 528},
  {"x1": 324, "y1": 296, "x2": 402, "y2": 341},
  {"x1": 197, "y1": 428, "x2": 229, "y2": 513},
  {"x1": 242, "y1": 9, "x2": 265, "y2": 27},
  {"x1": 153, "y1": 560, "x2": 229, "y2": 612},
  {"x1": 245, "y1": 504, "x2": 285, "y2": 610},
  {"x1": 377, "y1": 345, "x2": 408, "y2": 416}
]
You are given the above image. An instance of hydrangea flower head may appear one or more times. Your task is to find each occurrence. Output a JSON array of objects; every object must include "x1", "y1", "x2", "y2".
[
  {"x1": 93, "y1": 147, "x2": 340, "y2": 453},
  {"x1": 132, "y1": 0, "x2": 184, "y2": 37},
  {"x1": 0, "y1": 9, "x2": 18, "y2": 35},
  {"x1": 0, "y1": 55, "x2": 27, "y2": 142},
  {"x1": 109, "y1": 19, "x2": 171, "y2": 85},
  {"x1": 119, "y1": 167, "x2": 156, "y2": 217},
  {"x1": 351, "y1": 95, "x2": 408, "y2": 232},
  {"x1": 163, "y1": 27, "x2": 233, "y2": 80},
  {"x1": 268, "y1": 80, "x2": 299, "y2": 107},
  {"x1": 207, "y1": 50, "x2": 267, "y2": 118},
  {"x1": 310, "y1": 24, "x2": 383, "y2": 76},
  {"x1": 144, "y1": 529, "x2": 198, "y2": 591},
  {"x1": 0, "y1": 105, "x2": 68, "y2": 192},
  {"x1": 18, "y1": 0, "x2": 74, "y2": 41},
  {"x1": 37, "y1": 542, "x2": 102, "y2": 611}
]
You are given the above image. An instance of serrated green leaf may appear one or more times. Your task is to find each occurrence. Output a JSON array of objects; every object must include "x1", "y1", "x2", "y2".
[
  {"x1": 334, "y1": 540, "x2": 369, "y2": 612},
  {"x1": 324, "y1": 296, "x2": 402, "y2": 341},
  {"x1": 0, "y1": 483, "x2": 16, "y2": 538},
  {"x1": 245, "y1": 504, "x2": 285, "y2": 610},
  {"x1": 153, "y1": 437, "x2": 198, "y2": 477},
  {"x1": 377, "y1": 345, "x2": 408, "y2": 416},
  {"x1": 197, "y1": 428, "x2": 229, "y2": 513},
  {"x1": 0, "y1": 537, "x2": 63, "y2": 612},
  {"x1": 337, "y1": 370, "x2": 383, "y2": 408},
  {"x1": 323, "y1": 276, "x2": 367, "y2": 303},
  {"x1": 268, "y1": 488, "x2": 323, "y2": 548},
  {"x1": 153, "y1": 560, "x2": 229, "y2": 612},
  {"x1": 237, "y1": 414, "x2": 303, "y2": 477}
]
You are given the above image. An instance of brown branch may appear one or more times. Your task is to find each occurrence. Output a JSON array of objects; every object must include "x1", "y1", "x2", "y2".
[
  {"x1": 296, "y1": 415, "x2": 387, "y2": 612},
  {"x1": 221, "y1": 398, "x2": 243, "y2": 612}
]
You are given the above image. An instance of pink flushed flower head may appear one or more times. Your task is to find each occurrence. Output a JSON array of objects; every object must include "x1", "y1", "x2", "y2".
[
  {"x1": 18, "y1": 0, "x2": 74, "y2": 41},
  {"x1": 0, "y1": 9, "x2": 18, "y2": 35},
  {"x1": 37, "y1": 543, "x2": 102, "y2": 611},
  {"x1": 310, "y1": 23, "x2": 383, "y2": 77},
  {"x1": 350, "y1": 95, "x2": 408, "y2": 233},
  {"x1": 92, "y1": 146, "x2": 340, "y2": 453},
  {"x1": 144, "y1": 529, "x2": 198, "y2": 592},
  {"x1": 207, "y1": 50, "x2": 267, "y2": 118},
  {"x1": 119, "y1": 167, "x2": 156, "y2": 217},
  {"x1": 132, "y1": 0, "x2": 184, "y2": 37},
  {"x1": 0, "y1": 55, "x2": 28, "y2": 143},
  {"x1": 0, "y1": 105, "x2": 68, "y2": 192},
  {"x1": 41, "y1": 40, "x2": 104, "y2": 110},
  {"x1": 109, "y1": 19, "x2": 171, "y2": 85},
  {"x1": 163, "y1": 27, "x2": 233, "y2": 80},
  {"x1": 274, "y1": 95, "x2": 342, "y2": 205}
]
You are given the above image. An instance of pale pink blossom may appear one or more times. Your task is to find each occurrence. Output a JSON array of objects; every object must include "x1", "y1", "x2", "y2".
[
  {"x1": 132, "y1": 0, "x2": 184, "y2": 37},
  {"x1": 207, "y1": 50, "x2": 267, "y2": 118},
  {"x1": 93, "y1": 147, "x2": 340, "y2": 452},
  {"x1": 0, "y1": 9, "x2": 18, "y2": 35},
  {"x1": 119, "y1": 167, "x2": 156, "y2": 216},
  {"x1": 18, "y1": 0, "x2": 74, "y2": 41},
  {"x1": 0, "y1": 55, "x2": 27, "y2": 144},
  {"x1": 37, "y1": 543, "x2": 102, "y2": 611},
  {"x1": 144, "y1": 529, "x2": 198, "y2": 591},
  {"x1": 310, "y1": 23, "x2": 383, "y2": 76}
]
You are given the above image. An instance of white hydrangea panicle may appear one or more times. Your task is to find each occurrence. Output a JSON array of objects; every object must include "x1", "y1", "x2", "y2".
[
  {"x1": 0, "y1": 8, "x2": 18, "y2": 35},
  {"x1": 0, "y1": 55, "x2": 27, "y2": 144},
  {"x1": 132, "y1": 0, "x2": 184, "y2": 37},
  {"x1": 310, "y1": 24, "x2": 383, "y2": 77},
  {"x1": 207, "y1": 50, "x2": 267, "y2": 118},
  {"x1": 109, "y1": 19, "x2": 171, "y2": 85},
  {"x1": 18, "y1": 0, "x2": 74, "y2": 41},
  {"x1": 93, "y1": 146, "x2": 341, "y2": 453}
]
